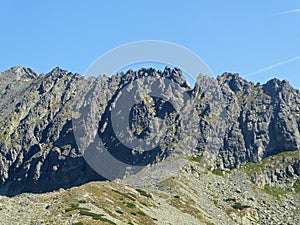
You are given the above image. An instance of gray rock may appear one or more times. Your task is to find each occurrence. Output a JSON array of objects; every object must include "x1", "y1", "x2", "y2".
[{"x1": 0, "y1": 66, "x2": 299, "y2": 196}]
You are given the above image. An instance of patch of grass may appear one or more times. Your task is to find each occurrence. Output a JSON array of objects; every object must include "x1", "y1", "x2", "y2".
[
  {"x1": 73, "y1": 222, "x2": 83, "y2": 225},
  {"x1": 130, "y1": 212, "x2": 137, "y2": 216},
  {"x1": 136, "y1": 189, "x2": 152, "y2": 198},
  {"x1": 293, "y1": 179, "x2": 300, "y2": 193},
  {"x1": 116, "y1": 210, "x2": 123, "y2": 214},
  {"x1": 126, "y1": 202, "x2": 136, "y2": 209},
  {"x1": 269, "y1": 149, "x2": 300, "y2": 160},
  {"x1": 112, "y1": 189, "x2": 136, "y2": 201},
  {"x1": 168, "y1": 194, "x2": 206, "y2": 222},
  {"x1": 99, "y1": 218, "x2": 116, "y2": 225},
  {"x1": 65, "y1": 204, "x2": 90, "y2": 212},
  {"x1": 65, "y1": 207, "x2": 75, "y2": 212},
  {"x1": 213, "y1": 199, "x2": 218, "y2": 206},
  {"x1": 212, "y1": 169, "x2": 224, "y2": 176},
  {"x1": 127, "y1": 193, "x2": 137, "y2": 198},
  {"x1": 159, "y1": 177, "x2": 180, "y2": 188},
  {"x1": 242, "y1": 149, "x2": 300, "y2": 176},
  {"x1": 78, "y1": 199, "x2": 86, "y2": 203},
  {"x1": 190, "y1": 155, "x2": 203, "y2": 163},
  {"x1": 128, "y1": 221, "x2": 134, "y2": 225},
  {"x1": 263, "y1": 185, "x2": 290, "y2": 197},
  {"x1": 65, "y1": 208, "x2": 77, "y2": 212},
  {"x1": 140, "y1": 202, "x2": 148, "y2": 206},
  {"x1": 225, "y1": 198, "x2": 236, "y2": 202},
  {"x1": 232, "y1": 202, "x2": 251, "y2": 210},
  {"x1": 242, "y1": 161, "x2": 263, "y2": 174},
  {"x1": 88, "y1": 186, "x2": 103, "y2": 197},
  {"x1": 79, "y1": 210, "x2": 104, "y2": 219},
  {"x1": 136, "y1": 211, "x2": 146, "y2": 216},
  {"x1": 79, "y1": 210, "x2": 116, "y2": 224}
]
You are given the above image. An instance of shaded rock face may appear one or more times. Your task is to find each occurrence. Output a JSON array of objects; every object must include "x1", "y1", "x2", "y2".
[
  {"x1": 0, "y1": 66, "x2": 299, "y2": 196},
  {"x1": 0, "y1": 67, "x2": 104, "y2": 196},
  {"x1": 96, "y1": 71, "x2": 181, "y2": 166}
]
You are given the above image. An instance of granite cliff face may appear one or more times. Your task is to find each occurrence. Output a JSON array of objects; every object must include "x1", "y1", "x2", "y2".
[
  {"x1": 217, "y1": 74, "x2": 300, "y2": 167},
  {"x1": 0, "y1": 66, "x2": 299, "y2": 196}
]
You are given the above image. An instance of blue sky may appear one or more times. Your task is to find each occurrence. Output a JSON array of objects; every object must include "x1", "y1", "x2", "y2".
[{"x1": 0, "y1": 1, "x2": 300, "y2": 88}]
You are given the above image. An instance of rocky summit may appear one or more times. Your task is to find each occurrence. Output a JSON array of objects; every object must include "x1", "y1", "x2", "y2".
[{"x1": 0, "y1": 66, "x2": 299, "y2": 224}]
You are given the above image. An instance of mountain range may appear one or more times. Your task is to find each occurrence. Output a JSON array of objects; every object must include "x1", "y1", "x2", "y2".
[{"x1": 0, "y1": 66, "x2": 299, "y2": 224}]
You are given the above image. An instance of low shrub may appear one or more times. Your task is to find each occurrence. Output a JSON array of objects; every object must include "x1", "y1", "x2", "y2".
[
  {"x1": 126, "y1": 202, "x2": 136, "y2": 208},
  {"x1": 263, "y1": 185, "x2": 290, "y2": 197},
  {"x1": 136, "y1": 189, "x2": 152, "y2": 198},
  {"x1": 232, "y1": 203, "x2": 250, "y2": 210}
]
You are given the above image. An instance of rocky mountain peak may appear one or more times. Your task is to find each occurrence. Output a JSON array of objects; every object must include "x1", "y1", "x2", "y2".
[
  {"x1": 47, "y1": 67, "x2": 71, "y2": 79},
  {"x1": 217, "y1": 72, "x2": 253, "y2": 93},
  {"x1": 0, "y1": 66, "x2": 299, "y2": 197},
  {"x1": 109, "y1": 67, "x2": 190, "y2": 90},
  {"x1": 263, "y1": 78, "x2": 294, "y2": 97},
  {"x1": 162, "y1": 67, "x2": 189, "y2": 88},
  {"x1": 0, "y1": 66, "x2": 299, "y2": 224},
  {"x1": 1, "y1": 66, "x2": 37, "y2": 80}
]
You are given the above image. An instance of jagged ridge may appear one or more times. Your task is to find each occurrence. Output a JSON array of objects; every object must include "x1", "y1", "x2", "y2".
[{"x1": 0, "y1": 66, "x2": 299, "y2": 196}]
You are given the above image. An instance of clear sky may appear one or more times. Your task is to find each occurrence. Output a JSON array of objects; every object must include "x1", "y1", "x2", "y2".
[{"x1": 1, "y1": 1, "x2": 300, "y2": 88}]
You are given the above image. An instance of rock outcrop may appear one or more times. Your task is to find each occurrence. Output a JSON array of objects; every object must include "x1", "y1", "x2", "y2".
[
  {"x1": 0, "y1": 66, "x2": 299, "y2": 196},
  {"x1": 216, "y1": 73, "x2": 300, "y2": 168}
]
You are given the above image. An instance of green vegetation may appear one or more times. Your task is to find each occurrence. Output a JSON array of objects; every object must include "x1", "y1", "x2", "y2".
[
  {"x1": 174, "y1": 195, "x2": 180, "y2": 199},
  {"x1": 168, "y1": 193, "x2": 206, "y2": 222},
  {"x1": 263, "y1": 185, "x2": 290, "y2": 197},
  {"x1": 190, "y1": 155, "x2": 203, "y2": 163},
  {"x1": 65, "y1": 207, "x2": 77, "y2": 213},
  {"x1": 213, "y1": 199, "x2": 218, "y2": 206},
  {"x1": 225, "y1": 198, "x2": 250, "y2": 211},
  {"x1": 225, "y1": 198, "x2": 236, "y2": 202},
  {"x1": 140, "y1": 201, "x2": 148, "y2": 206},
  {"x1": 65, "y1": 204, "x2": 90, "y2": 212},
  {"x1": 268, "y1": 149, "x2": 300, "y2": 160},
  {"x1": 79, "y1": 210, "x2": 104, "y2": 218},
  {"x1": 232, "y1": 202, "x2": 251, "y2": 210},
  {"x1": 136, "y1": 211, "x2": 146, "y2": 216},
  {"x1": 159, "y1": 177, "x2": 180, "y2": 188},
  {"x1": 212, "y1": 169, "x2": 224, "y2": 176},
  {"x1": 136, "y1": 188, "x2": 152, "y2": 198},
  {"x1": 242, "y1": 149, "x2": 300, "y2": 176},
  {"x1": 112, "y1": 189, "x2": 136, "y2": 201},
  {"x1": 116, "y1": 210, "x2": 123, "y2": 214},
  {"x1": 242, "y1": 161, "x2": 263, "y2": 174},
  {"x1": 72, "y1": 222, "x2": 83, "y2": 225},
  {"x1": 293, "y1": 179, "x2": 300, "y2": 193},
  {"x1": 79, "y1": 210, "x2": 116, "y2": 224},
  {"x1": 126, "y1": 202, "x2": 136, "y2": 208}
]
